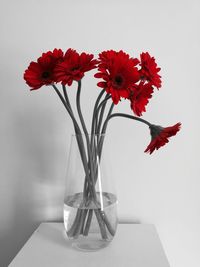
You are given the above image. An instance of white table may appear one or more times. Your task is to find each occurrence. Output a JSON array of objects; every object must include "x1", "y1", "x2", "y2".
[{"x1": 9, "y1": 223, "x2": 170, "y2": 267}]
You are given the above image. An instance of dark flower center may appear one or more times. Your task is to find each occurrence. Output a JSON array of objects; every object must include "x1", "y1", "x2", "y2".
[
  {"x1": 114, "y1": 75, "x2": 124, "y2": 88},
  {"x1": 70, "y1": 66, "x2": 79, "y2": 72},
  {"x1": 42, "y1": 71, "x2": 50, "y2": 79}
]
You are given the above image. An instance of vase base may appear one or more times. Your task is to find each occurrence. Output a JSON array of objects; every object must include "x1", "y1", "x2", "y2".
[{"x1": 71, "y1": 235, "x2": 111, "y2": 251}]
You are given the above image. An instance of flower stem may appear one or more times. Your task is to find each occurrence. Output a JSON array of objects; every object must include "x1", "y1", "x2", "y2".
[
  {"x1": 62, "y1": 84, "x2": 71, "y2": 109},
  {"x1": 76, "y1": 80, "x2": 89, "y2": 137},
  {"x1": 83, "y1": 209, "x2": 93, "y2": 236},
  {"x1": 52, "y1": 84, "x2": 91, "y2": 187},
  {"x1": 95, "y1": 95, "x2": 111, "y2": 134},
  {"x1": 91, "y1": 89, "x2": 105, "y2": 135},
  {"x1": 75, "y1": 82, "x2": 111, "y2": 239},
  {"x1": 101, "y1": 113, "x2": 152, "y2": 133},
  {"x1": 76, "y1": 81, "x2": 96, "y2": 197},
  {"x1": 96, "y1": 94, "x2": 109, "y2": 135},
  {"x1": 98, "y1": 112, "x2": 151, "y2": 157}
]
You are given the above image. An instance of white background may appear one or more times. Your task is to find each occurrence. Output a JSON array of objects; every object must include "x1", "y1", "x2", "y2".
[{"x1": 0, "y1": 0, "x2": 199, "y2": 266}]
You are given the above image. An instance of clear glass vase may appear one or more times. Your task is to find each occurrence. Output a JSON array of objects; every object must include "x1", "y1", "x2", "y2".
[{"x1": 63, "y1": 134, "x2": 118, "y2": 251}]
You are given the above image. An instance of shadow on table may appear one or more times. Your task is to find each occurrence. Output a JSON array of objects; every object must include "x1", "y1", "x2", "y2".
[{"x1": 38, "y1": 223, "x2": 74, "y2": 250}]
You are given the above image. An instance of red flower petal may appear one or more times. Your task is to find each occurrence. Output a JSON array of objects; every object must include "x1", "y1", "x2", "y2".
[
  {"x1": 130, "y1": 82, "x2": 154, "y2": 116},
  {"x1": 54, "y1": 48, "x2": 98, "y2": 86},
  {"x1": 24, "y1": 48, "x2": 64, "y2": 90},
  {"x1": 97, "y1": 81, "x2": 107, "y2": 88},
  {"x1": 95, "y1": 50, "x2": 140, "y2": 104},
  {"x1": 145, "y1": 123, "x2": 181, "y2": 154},
  {"x1": 139, "y1": 52, "x2": 162, "y2": 89}
]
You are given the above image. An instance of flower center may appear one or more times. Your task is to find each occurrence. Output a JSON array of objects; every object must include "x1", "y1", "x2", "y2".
[
  {"x1": 42, "y1": 71, "x2": 50, "y2": 79},
  {"x1": 114, "y1": 75, "x2": 123, "y2": 88},
  {"x1": 70, "y1": 66, "x2": 79, "y2": 72}
]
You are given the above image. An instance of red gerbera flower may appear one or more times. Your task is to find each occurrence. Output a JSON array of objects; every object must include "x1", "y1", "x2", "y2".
[
  {"x1": 24, "y1": 49, "x2": 64, "y2": 90},
  {"x1": 129, "y1": 82, "x2": 154, "y2": 117},
  {"x1": 140, "y1": 52, "x2": 161, "y2": 88},
  {"x1": 95, "y1": 50, "x2": 140, "y2": 104},
  {"x1": 145, "y1": 123, "x2": 181, "y2": 154},
  {"x1": 54, "y1": 49, "x2": 98, "y2": 86}
]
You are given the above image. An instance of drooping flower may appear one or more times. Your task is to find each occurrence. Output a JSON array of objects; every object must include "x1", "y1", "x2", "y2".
[
  {"x1": 95, "y1": 50, "x2": 140, "y2": 104},
  {"x1": 24, "y1": 49, "x2": 64, "y2": 90},
  {"x1": 139, "y1": 52, "x2": 161, "y2": 88},
  {"x1": 129, "y1": 82, "x2": 154, "y2": 117},
  {"x1": 145, "y1": 123, "x2": 181, "y2": 154},
  {"x1": 54, "y1": 49, "x2": 99, "y2": 86}
]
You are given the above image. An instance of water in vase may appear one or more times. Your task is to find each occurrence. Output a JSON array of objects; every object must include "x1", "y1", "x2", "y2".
[{"x1": 63, "y1": 192, "x2": 118, "y2": 251}]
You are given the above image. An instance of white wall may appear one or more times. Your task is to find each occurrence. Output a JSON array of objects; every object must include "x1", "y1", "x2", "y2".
[{"x1": 0, "y1": 0, "x2": 199, "y2": 266}]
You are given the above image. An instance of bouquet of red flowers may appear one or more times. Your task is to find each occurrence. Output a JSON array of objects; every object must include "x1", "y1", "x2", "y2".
[{"x1": 24, "y1": 48, "x2": 181, "y2": 248}]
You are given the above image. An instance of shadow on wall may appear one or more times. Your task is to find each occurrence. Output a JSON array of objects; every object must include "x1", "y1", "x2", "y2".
[{"x1": 1, "y1": 103, "x2": 69, "y2": 266}]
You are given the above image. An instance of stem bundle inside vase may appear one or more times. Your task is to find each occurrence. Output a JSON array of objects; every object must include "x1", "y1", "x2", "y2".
[{"x1": 60, "y1": 81, "x2": 116, "y2": 240}]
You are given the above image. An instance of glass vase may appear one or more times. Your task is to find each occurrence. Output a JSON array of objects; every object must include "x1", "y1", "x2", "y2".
[{"x1": 63, "y1": 134, "x2": 118, "y2": 251}]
